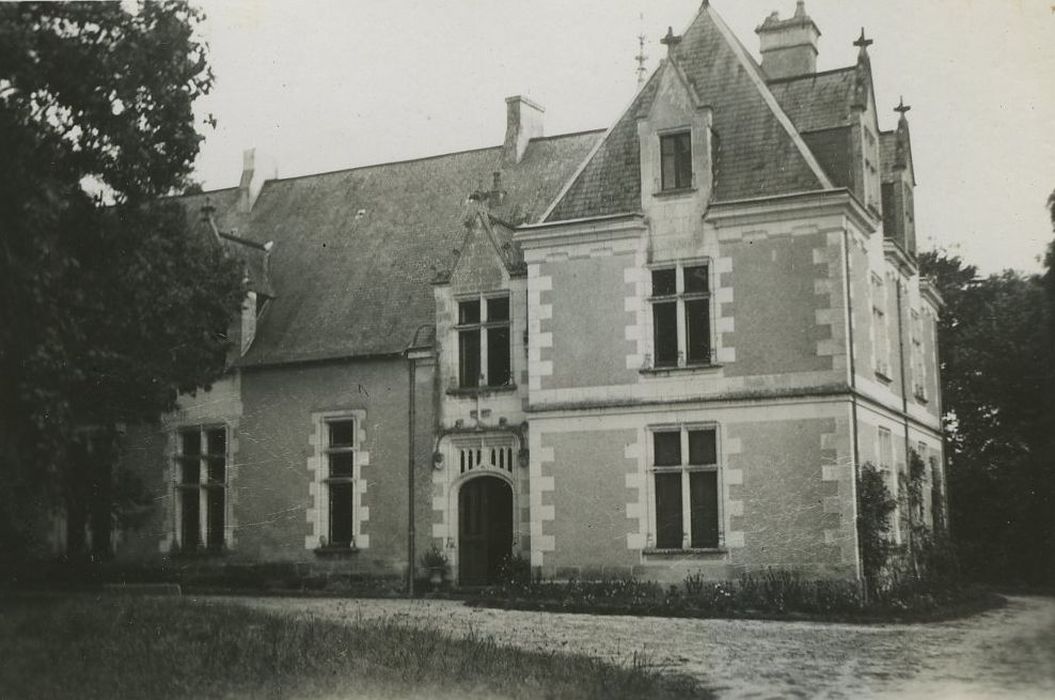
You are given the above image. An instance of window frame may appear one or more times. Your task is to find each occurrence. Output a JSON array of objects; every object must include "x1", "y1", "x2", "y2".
[
  {"x1": 647, "y1": 423, "x2": 723, "y2": 552},
  {"x1": 659, "y1": 130, "x2": 693, "y2": 192},
  {"x1": 647, "y1": 260, "x2": 715, "y2": 370},
  {"x1": 910, "y1": 309, "x2": 928, "y2": 402},
  {"x1": 173, "y1": 424, "x2": 229, "y2": 553},
  {"x1": 455, "y1": 292, "x2": 513, "y2": 390},
  {"x1": 871, "y1": 273, "x2": 892, "y2": 381},
  {"x1": 323, "y1": 416, "x2": 358, "y2": 549}
]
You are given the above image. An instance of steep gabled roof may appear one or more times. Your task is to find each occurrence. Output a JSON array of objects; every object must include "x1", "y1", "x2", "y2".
[
  {"x1": 545, "y1": 3, "x2": 830, "y2": 222},
  {"x1": 181, "y1": 131, "x2": 600, "y2": 367},
  {"x1": 880, "y1": 120, "x2": 915, "y2": 186}
]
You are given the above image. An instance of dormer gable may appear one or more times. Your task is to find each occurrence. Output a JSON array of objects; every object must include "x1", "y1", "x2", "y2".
[
  {"x1": 881, "y1": 99, "x2": 918, "y2": 257},
  {"x1": 849, "y1": 32, "x2": 883, "y2": 218},
  {"x1": 635, "y1": 50, "x2": 714, "y2": 213},
  {"x1": 446, "y1": 208, "x2": 522, "y2": 295}
]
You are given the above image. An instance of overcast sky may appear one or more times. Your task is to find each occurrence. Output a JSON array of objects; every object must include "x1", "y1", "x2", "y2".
[{"x1": 189, "y1": 0, "x2": 1055, "y2": 274}]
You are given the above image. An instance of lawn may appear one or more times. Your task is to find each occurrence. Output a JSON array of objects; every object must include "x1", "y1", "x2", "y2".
[{"x1": 0, "y1": 594, "x2": 708, "y2": 699}]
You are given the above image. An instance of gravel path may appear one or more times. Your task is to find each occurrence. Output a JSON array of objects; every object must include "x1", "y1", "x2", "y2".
[{"x1": 215, "y1": 594, "x2": 1055, "y2": 699}]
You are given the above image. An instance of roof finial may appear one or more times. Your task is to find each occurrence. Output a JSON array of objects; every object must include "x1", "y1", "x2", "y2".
[
  {"x1": 200, "y1": 196, "x2": 215, "y2": 223},
  {"x1": 660, "y1": 26, "x2": 682, "y2": 56},
  {"x1": 853, "y1": 27, "x2": 873, "y2": 50},
  {"x1": 795, "y1": 1, "x2": 807, "y2": 18},
  {"x1": 895, "y1": 96, "x2": 911, "y2": 118},
  {"x1": 635, "y1": 13, "x2": 648, "y2": 85}
]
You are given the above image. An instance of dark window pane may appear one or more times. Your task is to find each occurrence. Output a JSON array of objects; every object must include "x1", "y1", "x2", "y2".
[
  {"x1": 328, "y1": 420, "x2": 355, "y2": 448},
  {"x1": 459, "y1": 299, "x2": 480, "y2": 324},
  {"x1": 180, "y1": 430, "x2": 201, "y2": 457},
  {"x1": 654, "y1": 432, "x2": 681, "y2": 466},
  {"x1": 685, "y1": 299, "x2": 711, "y2": 364},
  {"x1": 329, "y1": 452, "x2": 354, "y2": 478},
  {"x1": 206, "y1": 428, "x2": 226, "y2": 456},
  {"x1": 206, "y1": 487, "x2": 225, "y2": 549},
  {"x1": 660, "y1": 133, "x2": 692, "y2": 190},
  {"x1": 652, "y1": 268, "x2": 676, "y2": 296},
  {"x1": 487, "y1": 296, "x2": 509, "y2": 322},
  {"x1": 655, "y1": 472, "x2": 683, "y2": 549},
  {"x1": 688, "y1": 429, "x2": 717, "y2": 465},
  {"x1": 329, "y1": 483, "x2": 354, "y2": 547},
  {"x1": 206, "y1": 456, "x2": 226, "y2": 483},
  {"x1": 180, "y1": 489, "x2": 199, "y2": 548},
  {"x1": 684, "y1": 265, "x2": 709, "y2": 294},
  {"x1": 487, "y1": 326, "x2": 511, "y2": 386},
  {"x1": 653, "y1": 302, "x2": 677, "y2": 367},
  {"x1": 459, "y1": 329, "x2": 481, "y2": 388},
  {"x1": 689, "y1": 471, "x2": 719, "y2": 548},
  {"x1": 179, "y1": 456, "x2": 200, "y2": 484}
]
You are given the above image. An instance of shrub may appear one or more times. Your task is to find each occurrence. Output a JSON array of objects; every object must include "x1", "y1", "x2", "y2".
[{"x1": 857, "y1": 461, "x2": 898, "y2": 598}]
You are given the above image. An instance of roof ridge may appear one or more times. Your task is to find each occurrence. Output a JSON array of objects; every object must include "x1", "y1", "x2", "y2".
[
  {"x1": 702, "y1": 4, "x2": 833, "y2": 190},
  {"x1": 528, "y1": 128, "x2": 605, "y2": 143},
  {"x1": 766, "y1": 65, "x2": 856, "y2": 85}
]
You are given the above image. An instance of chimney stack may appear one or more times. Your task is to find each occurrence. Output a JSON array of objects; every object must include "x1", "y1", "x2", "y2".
[
  {"x1": 502, "y1": 95, "x2": 544, "y2": 164},
  {"x1": 238, "y1": 148, "x2": 278, "y2": 214},
  {"x1": 755, "y1": 1, "x2": 820, "y2": 80}
]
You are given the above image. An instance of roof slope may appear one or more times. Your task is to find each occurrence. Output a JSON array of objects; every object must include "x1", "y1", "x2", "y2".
[
  {"x1": 546, "y1": 4, "x2": 828, "y2": 222},
  {"x1": 768, "y1": 67, "x2": 856, "y2": 133},
  {"x1": 194, "y1": 131, "x2": 599, "y2": 366}
]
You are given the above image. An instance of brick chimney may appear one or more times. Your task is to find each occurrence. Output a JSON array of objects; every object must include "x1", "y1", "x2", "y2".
[
  {"x1": 756, "y1": 1, "x2": 821, "y2": 80},
  {"x1": 502, "y1": 95, "x2": 544, "y2": 164},
  {"x1": 238, "y1": 148, "x2": 278, "y2": 214}
]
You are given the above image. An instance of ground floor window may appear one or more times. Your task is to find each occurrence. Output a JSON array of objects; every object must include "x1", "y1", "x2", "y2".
[
  {"x1": 650, "y1": 425, "x2": 721, "y2": 549},
  {"x1": 175, "y1": 425, "x2": 227, "y2": 551},
  {"x1": 324, "y1": 417, "x2": 356, "y2": 547}
]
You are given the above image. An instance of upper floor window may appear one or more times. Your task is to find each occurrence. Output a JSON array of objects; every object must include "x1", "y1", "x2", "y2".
[
  {"x1": 458, "y1": 294, "x2": 511, "y2": 389},
  {"x1": 871, "y1": 274, "x2": 891, "y2": 381},
  {"x1": 910, "y1": 310, "x2": 927, "y2": 402},
  {"x1": 649, "y1": 263, "x2": 712, "y2": 368},
  {"x1": 660, "y1": 132, "x2": 692, "y2": 191},
  {"x1": 651, "y1": 426, "x2": 721, "y2": 550},
  {"x1": 175, "y1": 425, "x2": 227, "y2": 551}
]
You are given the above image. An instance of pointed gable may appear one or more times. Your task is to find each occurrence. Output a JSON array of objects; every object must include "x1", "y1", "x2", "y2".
[{"x1": 545, "y1": 4, "x2": 829, "y2": 223}]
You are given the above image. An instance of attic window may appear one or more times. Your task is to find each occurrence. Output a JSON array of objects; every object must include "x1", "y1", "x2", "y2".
[{"x1": 660, "y1": 132, "x2": 692, "y2": 191}]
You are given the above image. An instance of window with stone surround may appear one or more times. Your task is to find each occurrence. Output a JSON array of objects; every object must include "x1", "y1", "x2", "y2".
[
  {"x1": 877, "y1": 426, "x2": 900, "y2": 543},
  {"x1": 871, "y1": 273, "x2": 891, "y2": 381},
  {"x1": 323, "y1": 417, "x2": 357, "y2": 548},
  {"x1": 174, "y1": 425, "x2": 228, "y2": 552},
  {"x1": 457, "y1": 294, "x2": 511, "y2": 389},
  {"x1": 649, "y1": 263, "x2": 712, "y2": 369},
  {"x1": 649, "y1": 425, "x2": 721, "y2": 550},
  {"x1": 659, "y1": 131, "x2": 692, "y2": 191},
  {"x1": 910, "y1": 310, "x2": 927, "y2": 401}
]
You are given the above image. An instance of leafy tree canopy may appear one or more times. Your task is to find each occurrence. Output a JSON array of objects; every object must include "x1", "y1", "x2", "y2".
[{"x1": 0, "y1": 2, "x2": 244, "y2": 561}]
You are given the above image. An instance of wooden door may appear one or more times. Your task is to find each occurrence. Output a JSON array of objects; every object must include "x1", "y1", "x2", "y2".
[{"x1": 458, "y1": 476, "x2": 512, "y2": 585}]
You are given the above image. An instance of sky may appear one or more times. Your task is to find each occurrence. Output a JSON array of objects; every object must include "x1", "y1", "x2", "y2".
[{"x1": 189, "y1": 0, "x2": 1055, "y2": 274}]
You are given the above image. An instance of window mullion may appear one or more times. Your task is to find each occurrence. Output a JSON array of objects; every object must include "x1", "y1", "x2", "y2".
[{"x1": 680, "y1": 429, "x2": 691, "y2": 549}]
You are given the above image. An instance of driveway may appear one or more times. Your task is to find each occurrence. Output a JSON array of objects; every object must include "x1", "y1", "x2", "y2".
[{"x1": 218, "y1": 594, "x2": 1055, "y2": 699}]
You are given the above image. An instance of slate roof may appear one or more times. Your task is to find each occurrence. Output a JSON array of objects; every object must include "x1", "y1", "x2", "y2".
[
  {"x1": 767, "y1": 67, "x2": 857, "y2": 132},
  {"x1": 181, "y1": 131, "x2": 601, "y2": 366},
  {"x1": 545, "y1": 4, "x2": 830, "y2": 222}
]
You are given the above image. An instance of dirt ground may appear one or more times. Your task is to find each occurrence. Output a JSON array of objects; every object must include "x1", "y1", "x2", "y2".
[{"x1": 220, "y1": 594, "x2": 1055, "y2": 699}]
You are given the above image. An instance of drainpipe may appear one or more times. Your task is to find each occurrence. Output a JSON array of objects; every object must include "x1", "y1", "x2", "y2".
[
  {"x1": 405, "y1": 324, "x2": 434, "y2": 597},
  {"x1": 842, "y1": 228, "x2": 864, "y2": 588}
]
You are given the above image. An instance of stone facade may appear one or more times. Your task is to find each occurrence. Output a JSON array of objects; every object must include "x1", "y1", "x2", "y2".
[{"x1": 96, "y1": 2, "x2": 945, "y2": 587}]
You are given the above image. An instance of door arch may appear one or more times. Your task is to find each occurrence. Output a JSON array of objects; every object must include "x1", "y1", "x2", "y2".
[{"x1": 458, "y1": 475, "x2": 513, "y2": 585}]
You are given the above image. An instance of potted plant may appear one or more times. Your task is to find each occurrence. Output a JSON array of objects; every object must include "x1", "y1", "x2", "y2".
[{"x1": 420, "y1": 544, "x2": 449, "y2": 590}]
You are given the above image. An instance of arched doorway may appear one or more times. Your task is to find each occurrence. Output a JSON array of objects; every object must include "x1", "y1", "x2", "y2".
[{"x1": 458, "y1": 476, "x2": 513, "y2": 585}]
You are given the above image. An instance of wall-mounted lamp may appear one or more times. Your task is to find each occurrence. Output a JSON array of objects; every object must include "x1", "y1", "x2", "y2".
[{"x1": 432, "y1": 451, "x2": 444, "y2": 470}]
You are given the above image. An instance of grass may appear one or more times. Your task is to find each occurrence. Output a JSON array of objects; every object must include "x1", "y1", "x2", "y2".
[{"x1": 0, "y1": 594, "x2": 709, "y2": 699}]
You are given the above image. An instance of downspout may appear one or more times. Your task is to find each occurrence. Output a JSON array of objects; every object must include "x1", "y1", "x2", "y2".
[
  {"x1": 842, "y1": 228, "x2": 864, "y2": 587},
  {"x1": 894, "y1": 276, "x2": 914, "y2": 561},
  {"x1": 405, "y1": 324, "x2": 434, "y2": 597}
]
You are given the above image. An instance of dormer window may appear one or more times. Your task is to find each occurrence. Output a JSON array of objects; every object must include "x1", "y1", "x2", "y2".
[
  {"x1": 660, "y1": 132, "x2": 692, "y2": 191},
  {"x1": 457, "y1": 294, "x2": 511, "y2": 389}
]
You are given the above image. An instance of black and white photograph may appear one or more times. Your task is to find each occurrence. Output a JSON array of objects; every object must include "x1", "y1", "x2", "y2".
[{"x1": 1, "y1": 1, "x2": 1053, "y2": 697}]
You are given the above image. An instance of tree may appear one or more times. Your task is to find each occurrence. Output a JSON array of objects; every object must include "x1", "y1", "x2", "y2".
[
  {"x1": 919, "y1": 250, "x2": 1055, "y2": 585},
  {"x1": 0, "y1": 2, "x2": 244, "y2": 565}
]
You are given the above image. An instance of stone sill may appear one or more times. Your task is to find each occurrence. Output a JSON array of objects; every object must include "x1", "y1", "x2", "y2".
[
  {"x1": 874, "y1": 369, "x2": 893, "y2": 384},
  {"x1": 913, "y1": 391, "x2": 929, "y2": 404},
  {"x1": 653, "y1": 187, "x2": 697, "y2": 199},
  {"x1": 446, "y1": 384, "x2": 518, "y2": 398},
  {"x1": 313, "y1": 546, "x2": 359, "y2": 558},
  {"x1": 643, "y1": 547, "x2": 727, "y2": 557},
  {"x1": 640, "y1": 364, "x2": 722, "y2": 377}
]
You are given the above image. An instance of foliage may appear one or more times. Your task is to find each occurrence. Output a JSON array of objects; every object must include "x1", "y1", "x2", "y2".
[
  {"x1": 856, "y1": 462, "x2": 898, "y2": 597},
  {"x1": 0, "y1": 2, "x2": 244, "y2": 564},
  {"x1": 420, "y1": 544, "x2": 449, "y2": 571},
  {"x1": 0, "y1": 596, "x2": 709, "y2": 700},
  {"x1": 919, "y1": 250, "x2": 1055, "y2": 585}
]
